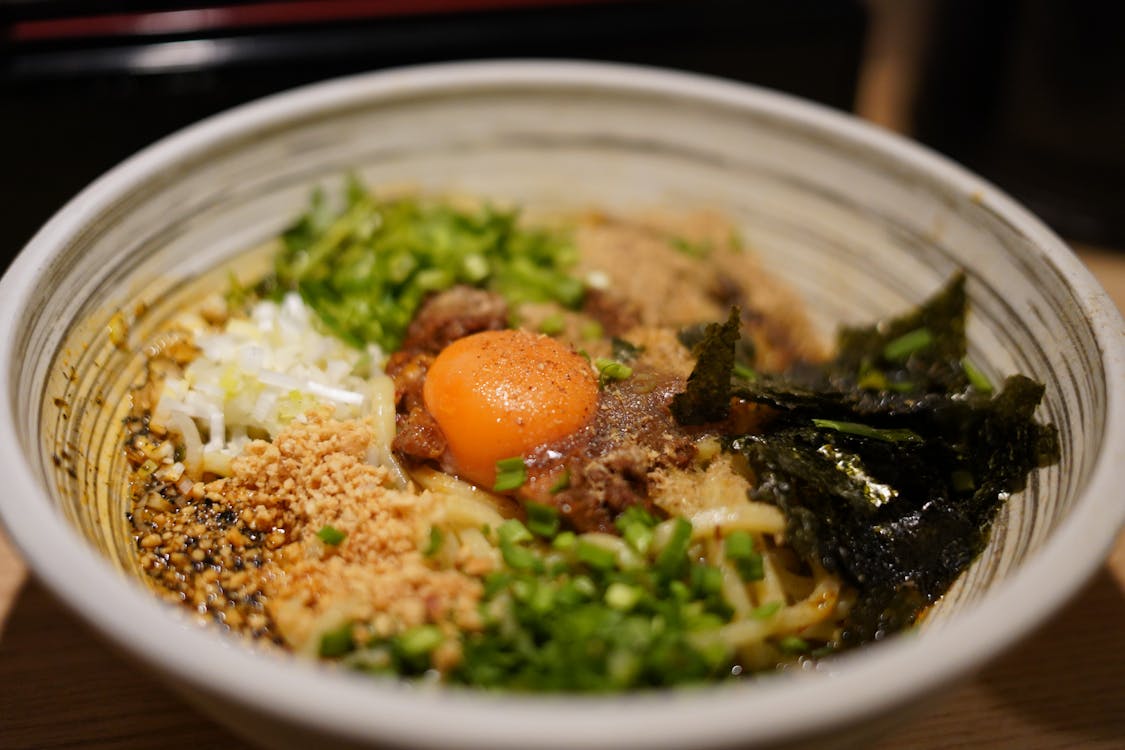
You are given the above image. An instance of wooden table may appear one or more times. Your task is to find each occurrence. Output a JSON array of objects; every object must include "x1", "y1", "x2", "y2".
[{"x1": 1, "y1": 248, "x2": 1122, "y2": 750}]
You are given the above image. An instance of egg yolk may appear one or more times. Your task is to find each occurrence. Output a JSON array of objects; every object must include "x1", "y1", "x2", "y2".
[{"x1": 423, "y1": 329, "x2": 599, "y2": 489}]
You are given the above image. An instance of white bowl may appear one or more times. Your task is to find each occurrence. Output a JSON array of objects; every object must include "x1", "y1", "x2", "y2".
[{"x1": 1, "y1": 61, "x2": 1123, "y2": 750}]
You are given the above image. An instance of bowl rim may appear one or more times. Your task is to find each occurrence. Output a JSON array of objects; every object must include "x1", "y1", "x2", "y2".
[{"x1": 1, "y1": 59, "x2": 1123, "y2": 749}]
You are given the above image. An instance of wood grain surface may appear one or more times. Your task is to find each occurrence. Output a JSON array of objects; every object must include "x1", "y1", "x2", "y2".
[{"x1": 1, "y1": 248, "x2": 1122, "y2": 749}]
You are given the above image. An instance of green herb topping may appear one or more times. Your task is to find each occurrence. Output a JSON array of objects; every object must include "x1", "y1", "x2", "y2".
[
  {"x1": 494, "y1": 457, "x2": 528, "y2": 492},
  {"x1": 273, "y1": 179, "x2": 583, "y2": 350},
  {"x1": 316, "y1": 524, "x2": 347, "y2": 546}
]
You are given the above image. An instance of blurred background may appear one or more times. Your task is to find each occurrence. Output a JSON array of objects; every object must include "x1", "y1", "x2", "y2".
[{"x1": 3, "y1": 0, "x2": 1123, "y2": 263}]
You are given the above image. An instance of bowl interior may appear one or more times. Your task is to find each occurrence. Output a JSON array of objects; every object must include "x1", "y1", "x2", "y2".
[{"x1": 2, "y1": 63, "x2": 1118, "y2": 749}]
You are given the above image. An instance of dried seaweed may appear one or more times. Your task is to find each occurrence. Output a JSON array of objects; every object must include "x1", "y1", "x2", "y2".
[{"x1": 673, "y1": 275, "x2": 1060, "y2": 645}]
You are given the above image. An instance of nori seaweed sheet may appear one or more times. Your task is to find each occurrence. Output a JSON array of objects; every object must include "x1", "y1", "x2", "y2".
[{"x1": 672, "y1": 273, "x2": 1061, "y2": 645}]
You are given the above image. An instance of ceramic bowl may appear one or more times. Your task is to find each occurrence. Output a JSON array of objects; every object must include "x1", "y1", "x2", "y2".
[{"x1": 1, "y1": 61, "x2": 1123, "y2": 750}]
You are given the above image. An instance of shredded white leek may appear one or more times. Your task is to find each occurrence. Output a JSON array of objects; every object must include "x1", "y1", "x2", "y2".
[{"x1": 154, "y1": 293, "x2": 392, "y2": 476}]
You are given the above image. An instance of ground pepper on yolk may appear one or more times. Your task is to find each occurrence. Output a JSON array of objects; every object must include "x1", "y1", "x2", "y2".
[{"x1": 422, "y1": 330, "x2": 599, "y2": 488}]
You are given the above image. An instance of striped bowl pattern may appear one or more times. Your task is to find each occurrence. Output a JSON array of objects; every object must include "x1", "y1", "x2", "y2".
[{"x1": 1, "y1": 62, "x2": 1122, "y2": 750}]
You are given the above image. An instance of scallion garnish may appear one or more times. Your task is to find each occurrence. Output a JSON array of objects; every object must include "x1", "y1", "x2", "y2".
[
  {"x1": 423, "y1": 526, "x2": 443, "y2": 557},
  {"x1": 575, "y1": 540, "x2": 617, "y2": 571},
  {"x1": 882, "y1": 327, "x2": 933, "y2": 362},
  {"x1": 655, "y1": 518, "x2": 693, "y2": 579},
  {"x1": 724, "y1": 530, "x2": 764, "y2": 582},
  {"x1": 316, "y1": 524, "x2": 347, "y2": 546},
  {"x1": 318, "y1": 622, "x2": 354, "y2": 657},
  {"x1": 395, "y1": 625, "x2": 444, "y2": 657},
  {"x1": 778, "y1": 635, "x2": 810, "y2": 654},
  {"x1": 594, "y1": 357, "x2": 633, "y2": 386},
  {"x1": 525, "y1": 501, "x2": 560, "y2": 539},
  {"x1": 493, "y1": 456, "x2": 528, "y2": 492},
  {"x1": 538, "y1": 314, "x2": 565, "y2": 336},
  {"x1": 961, "y1": 356, "x2": 993, "y2": 393},
  {"x1": 811, "y1": 418, "x2": 923, "y2": 443},
  {"x1": 549, "y1": 469, "x2": 571, "y2": 494},
  {"x1": 750, "y1": 601, "x2": 782, "y2": 620}
]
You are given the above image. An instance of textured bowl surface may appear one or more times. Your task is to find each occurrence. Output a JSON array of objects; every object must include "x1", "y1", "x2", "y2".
[{"x1": 1, "y1": 61, "x2": 1123, "y2": 750}]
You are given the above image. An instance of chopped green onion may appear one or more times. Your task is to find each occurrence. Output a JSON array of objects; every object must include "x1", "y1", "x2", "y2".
[
  {"x1": 724, "y1": 530, "x2": 754, "y2": 559},
  {"x1": 500, "y1": 538, "x2": 538, "y2": 570},
  {"x1": 961, "y1": 357, "x2": 993, "y2": 393},
  {"x1": 318, "y1": 622, "x2": 354, "y2": 657},
  {"x1": 316, "y1": 524, "x2": 347, "y2": 546},
  {"x1": 751, "y1": 601, "x2": 782, "y2": 620},
  {"x1": 605, "y1": 582, "x2": 643, "y2": 611},
  {"x1": 580, "y1": 320, "x2": 604, "y2": 341},
  {"x1": 724, "y1": 530, "x2": 764, "y2": 582},
  {"x1": 655, "y1": 518, "x2": 693, "y2": 578},
  {"x1": 493, "y1": 456, "x2": 528, "y2": 492},
  {"x1": 549, "y1": 470, "x2": 571, "y2": 494},
  {"x1": 812, "y1": 418, "x2": 923, "y2": 443},
  {"x1": 526, "y1": 502, "x2": 560, "y2": 539},
  {"x1": 690, "y1": 564, "x2": 724, "y2": 597},
  {"x1": 498, "y1": 519, "x2": 532, "y2": 545},
  {"x1": 575, "y1": 540, "x2": 617, "y2": 571},
  {"x1": 777, "y1": 635, "x2": 810, "y2": 655},
  {"x1": 423, "y1": 526, "x2": 443, "y2": 557},
  {"x1": 733, "y1": 363, "x2": 757, "y2": 380},
  {"x1": 395, "y1": 625, "x2": 444, "y2": 657},
  {"x1": 594, "y1": 357, "x2": 633, "y2": 386},
  {"x1": 552, "y1": 531, "x2": 577, "y2": 551},
  {"x1": 622, "y1": 522, "x2": 655, "y2": 556},
  {"x1": 882, "y1": 327, "x2": 933, "y2": 362},
  {"x1": 538, "y1": 314, "x2": 565, "y2": 336},
  {"x1": 857, "y1": 367, "x2": 888, "y2": 391}
]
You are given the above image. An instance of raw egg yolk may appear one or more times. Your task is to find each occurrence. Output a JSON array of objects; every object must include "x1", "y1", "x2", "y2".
[{"x1": 423, "y1": 329, "x2": 598, "y2": 489}]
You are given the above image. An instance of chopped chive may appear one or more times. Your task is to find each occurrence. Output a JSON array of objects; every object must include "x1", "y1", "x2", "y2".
[
  {"x1": 423, "y1": 526, "x2": 443, "y2": 557},
  {"x1": 622, "y1": 522, "x2": 655, "y2": 555},
  {"x1": 316, "y1": 524, "x2": 347, "y2": 546},
  {"x1": 655, "y1": 518, "x2": 693, "y2": 578},
  {"x1": 724, "y1": 531, "x2": 765, "y2": 581},
  {"x1": 493, "y1": 456, "x2": 527, "y2": 492},
  {"x1": 552, "y1": 530, "x2": 577, "y2": 551},
  {"x1": 500, "y1": 538, "x2": 538, "y2": 570},
  {"x1": 395, "y1": 625, "x2": 444, "y2": 657},
  {"x1": 580, "y1": 320, "x2": 604, "y2": 341},
  {"x1": 732, "y1": 363, "x2": 757, "y2": 380},
  {"x1": 526, "y1": 501, "x2": 560, "y2": 539},
  {"x1": 575, "y1": 540, "x2": 617, "y2": 571},
  {"x1": 549, "y1": 469, "x2": 571, "y2": 494},
  {"x1": 690, "y1": 564, "x2": 724, "y2": 597},
  {"x1": 538, "y1": 313, "x2": 565, "y2": 336},
  {"x1": 724, "y1": 530, "x2": 755, "y2": 560},
  {"x1": 318, "y1": 622, "x2": 354, "y2": 657},
  {"x1": 777, "y1": 635, "x2": 810, "y2": 655},
  {"x1": 751, "y1": 601, "x2": 782, "y2": 620},
  {"x1": 498, "y1": 519, "x2": 532, "y2": 545},
  {"x1": 605, "y1": 582, "x2": 643, "y2": 611},
  {"x1": 856, "y1": 363, "x2": 888, "y2": 391},
  {"x1": 594, "y1": 357, "x2": 633, "y2": 386},
  {"x1": 882, "y1": 327, "x2": 934, "y2": 362},
  {"x1": 812, "y1": 418, "x2": 923, "y2": 443},
  {"x1": 962, "y1": 357, "x2": 993, "y2": 393}
]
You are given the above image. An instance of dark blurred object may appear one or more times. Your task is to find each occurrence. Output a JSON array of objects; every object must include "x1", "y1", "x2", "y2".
[
  {"x1": 913, "y1": 0, "x2": 1125, "y2": 247},
  {"x1": 0, "y1": 0, "x2": 866, "y2": 263}
]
